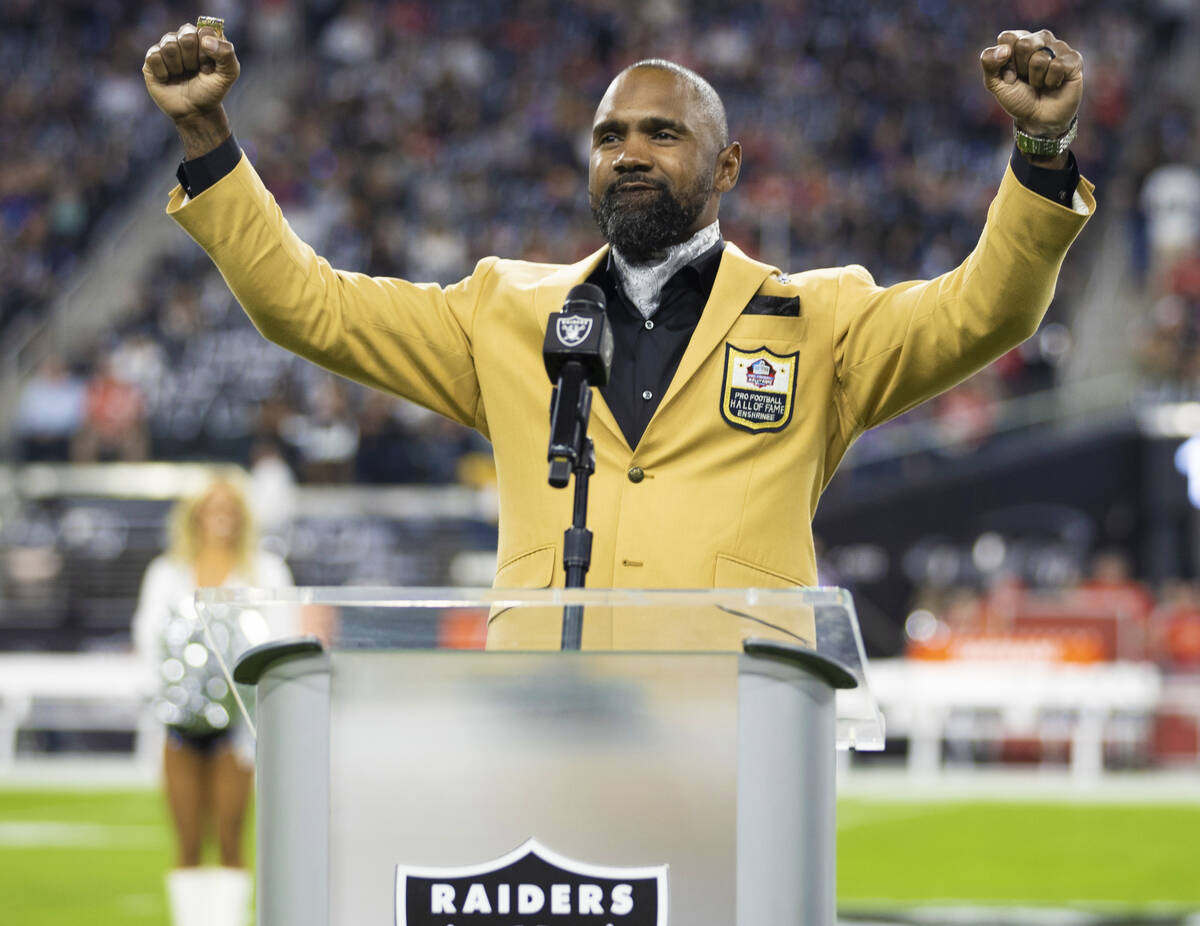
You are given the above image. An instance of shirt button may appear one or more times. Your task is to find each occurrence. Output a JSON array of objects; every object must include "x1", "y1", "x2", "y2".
[
  {"x1": 644, "y1": 319, "x2": 654, "y2": 330},
  {"x1": 627, "y1": 466, "x2": 645, "y2": 483},
  {"x1": 641, "y1": 389, "x2": 653, "y2": 401}
]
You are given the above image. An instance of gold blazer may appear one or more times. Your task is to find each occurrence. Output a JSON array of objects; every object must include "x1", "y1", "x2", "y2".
[{"x1": 169, "y1": 157, "x2": 1094, "y2": 649}]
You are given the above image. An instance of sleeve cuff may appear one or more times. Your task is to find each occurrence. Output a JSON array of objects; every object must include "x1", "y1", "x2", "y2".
[
  {"x1": 176, "y1": 134, "x2": 241, "y2": 198},
  {"x1": 1008, "y1": 144, "x2": 1080, "y2": 207}
]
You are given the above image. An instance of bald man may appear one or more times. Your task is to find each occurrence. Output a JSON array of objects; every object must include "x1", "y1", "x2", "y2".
[{"x1": 144, "y1": 25, "x2": 1094, "y2": 649}]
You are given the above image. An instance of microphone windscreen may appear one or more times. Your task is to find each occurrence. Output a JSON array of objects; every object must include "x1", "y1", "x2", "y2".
[{"x1": 564, "y1": 283, "x2": 606, "y2": 312}]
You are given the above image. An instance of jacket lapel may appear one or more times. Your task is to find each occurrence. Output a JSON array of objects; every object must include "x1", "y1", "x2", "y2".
[
  {"x1": 531, "y1": 242, "x2": 779, "y2": 451},
  {"x1": 649, "y1": 242, "x2": 778, "y2": 423},
  {"x1": 532, "y1": 245, "x2": 630, "y2": 451}
]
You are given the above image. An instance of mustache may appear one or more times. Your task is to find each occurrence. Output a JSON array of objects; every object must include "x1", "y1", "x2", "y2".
[{"x1": 607, "y1": 175, "x2": 667, "y2": 195}]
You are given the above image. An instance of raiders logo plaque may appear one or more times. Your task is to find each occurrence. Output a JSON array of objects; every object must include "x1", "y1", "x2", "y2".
[
  {"x1": 396, "y1": 838, "x2": 667, "y2": 925},
  {"x1": 721, "y1": 344, "x2": 798, "y2": 432},
  {"x1": 556, "y1": 315, "x2": 594, "y2": 348}
]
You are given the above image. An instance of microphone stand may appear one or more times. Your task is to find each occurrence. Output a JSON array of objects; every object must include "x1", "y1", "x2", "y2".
[
  {"x1": 560, "y1": 438, "x2": 594, "y2": 649},
  {"x1": 547, "y1": 362, "x2": 595, "y2": 650}
]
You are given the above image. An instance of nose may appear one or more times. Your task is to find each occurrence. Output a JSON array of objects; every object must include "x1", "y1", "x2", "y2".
[{"x1": 613, "y1": 136, "x2": 652, "y2": 172}]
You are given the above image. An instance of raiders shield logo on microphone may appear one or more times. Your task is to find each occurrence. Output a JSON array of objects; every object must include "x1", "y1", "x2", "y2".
[
  {"x1": 396, "y1": 838, "x2": 667, "y2": 925},
  {"x1": 555, "y1": 315, "x2": 594, "y2": 348}
]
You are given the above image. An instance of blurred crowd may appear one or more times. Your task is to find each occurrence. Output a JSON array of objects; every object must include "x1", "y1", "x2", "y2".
[
  {"x1": 13, "y1": 247, "x2": 494, "y2": 486},
  {"x1": 9, "y1": 0, "x2": 1176, "y2": 479},
  {"x1": 886, "y1": 547, "x2": 1200, "y2": 767},
  {"x1": 0, "y1": 0, "x2": 216, "y2": 343},
  {"x1": 902, "y1": 549, "x2": 1200, "y2": 671}
]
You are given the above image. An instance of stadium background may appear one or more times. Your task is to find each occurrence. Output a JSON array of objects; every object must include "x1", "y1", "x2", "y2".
[{"x1": 2, "y1": 0, "x2": 1199, "y2": 923}]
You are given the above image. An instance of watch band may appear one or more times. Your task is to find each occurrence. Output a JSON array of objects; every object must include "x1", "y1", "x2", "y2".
[{"x1": 1014, "y1": 115, "x2": 1078, "y2": 158}]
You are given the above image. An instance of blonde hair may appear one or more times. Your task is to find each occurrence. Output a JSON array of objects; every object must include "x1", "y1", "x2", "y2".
[{"x1": 167, "y1": 477, "x2": 259, "y2": 576}]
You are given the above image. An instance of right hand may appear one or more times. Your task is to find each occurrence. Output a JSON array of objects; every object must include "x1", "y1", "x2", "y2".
[{"x1": 143, "y1": 22, "x2": 240, "y2": 124}]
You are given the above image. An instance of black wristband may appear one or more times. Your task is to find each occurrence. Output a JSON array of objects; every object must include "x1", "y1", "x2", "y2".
[
  {"x1": 177, "y1": 134, "x2": 241, "y2": 198},
  {"x1": 1009, "y1": 144, "x2": 1080, "y2": 207}
]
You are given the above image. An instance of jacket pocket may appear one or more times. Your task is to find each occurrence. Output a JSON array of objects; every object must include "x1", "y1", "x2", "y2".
[
  {"x1": 714, "y1": 554, "x2": 814, "y2": 646},
  {"x1": 488, "y1": 544, "x2": 557, "y2": 637},
  {"x1": 714, "y1": 553, "x2": 804, "y2": 588},
  {"x1": 493, "y1": 544, "x2": 556, "y2": 589},
  {"x1": 726, "y1": 315, "x2": 807, "y2": 344}
]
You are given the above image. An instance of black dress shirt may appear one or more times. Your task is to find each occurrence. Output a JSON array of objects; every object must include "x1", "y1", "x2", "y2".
[
  {"x1": 175, "y1": 134, "x2": 242, "y2": 197},
  {"x1": 178, "y1": 138, "x2": 1082, "y2": 450},
  {"x1": 588, "y1": 242, "x2": 724, "y2": 448}
]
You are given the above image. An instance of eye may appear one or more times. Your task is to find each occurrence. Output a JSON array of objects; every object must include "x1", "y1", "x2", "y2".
[
  {"x1": 653, "y1": 131, "x2": 677, "y2": 140},
  {"x1": 597, "y1": 133, "x2": 621, "y2": 145}
]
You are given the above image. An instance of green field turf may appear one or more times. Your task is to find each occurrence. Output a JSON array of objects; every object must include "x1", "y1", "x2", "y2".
[
  {"x1": 2, "y1": 788, "x2": 1197, "y2": 924},
  {"x1": 0, "y1": 788, "x2": 253, "y2": 925},
  {"x1": 836, "y1": 797, "x2": 1200, "y2": 912}
]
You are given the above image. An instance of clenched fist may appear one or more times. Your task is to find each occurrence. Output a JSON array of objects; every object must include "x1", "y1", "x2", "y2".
[
  {"x1": 980, "y1": 29, "x2": 1083, "y2": 153},
  {"x1": 143, "y1": 21, "x2": 240, "y2": 158}
]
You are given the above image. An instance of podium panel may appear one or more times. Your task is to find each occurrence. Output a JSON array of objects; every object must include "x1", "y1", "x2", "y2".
[
  {"x1": 203, "y1": 587, "x2": 881, "y2": 926},
  {"x1": 332, "y1": 652, "x2": 736, "y2": 924}
]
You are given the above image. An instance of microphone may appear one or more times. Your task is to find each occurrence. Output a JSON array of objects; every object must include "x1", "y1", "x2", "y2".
[{"x1": 544, "y1": 284, "x2": 613, "y2": 488}]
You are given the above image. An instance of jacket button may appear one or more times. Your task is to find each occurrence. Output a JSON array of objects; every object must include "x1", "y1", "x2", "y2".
[{"x1": 627, "y1": 466, "x2": 645, "y2": 483}]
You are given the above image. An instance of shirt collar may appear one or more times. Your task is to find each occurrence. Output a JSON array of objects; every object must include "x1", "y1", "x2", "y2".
[{"x1": 608, "y1": 221, "x2": 723, "y2": 320}]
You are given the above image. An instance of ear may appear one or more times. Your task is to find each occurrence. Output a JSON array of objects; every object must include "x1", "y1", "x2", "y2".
[{"x1": 713, "y1": 141, "x2": 741, "y2": 194}]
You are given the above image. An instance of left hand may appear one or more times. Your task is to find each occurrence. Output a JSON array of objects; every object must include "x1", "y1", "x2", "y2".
[{"x1": 980, "y1": 29, "x2": 1083, "y2": 137}]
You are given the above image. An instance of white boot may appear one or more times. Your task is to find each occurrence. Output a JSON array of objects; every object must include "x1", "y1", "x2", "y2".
[
  {"x1": 209, "y1": 866, "x2": 253, "y2": 926},
  {"x1": 167, "y1": 867, "x2": 253, "y2": 926},
  {"x1": 165, "y1": 868, "x2": 210, "y2": 926}
]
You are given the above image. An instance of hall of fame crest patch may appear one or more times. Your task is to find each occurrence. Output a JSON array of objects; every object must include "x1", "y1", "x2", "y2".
[{"x1": 721, "y1": 344, "x2": 798, "y2": 432}]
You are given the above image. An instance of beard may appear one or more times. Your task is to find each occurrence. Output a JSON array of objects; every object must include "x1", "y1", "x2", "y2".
[{"x1": 590, "y1": 173, "x2": 712, "y2": 262}]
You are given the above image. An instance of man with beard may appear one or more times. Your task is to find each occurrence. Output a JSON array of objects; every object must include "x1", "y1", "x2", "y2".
[{"x1": 144, "y1": 23, "x2": 1093, "y2": 649}]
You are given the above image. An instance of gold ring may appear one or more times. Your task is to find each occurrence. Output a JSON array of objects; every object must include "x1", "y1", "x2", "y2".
[{"x1": 196, "y1": 15, "x2": 225, "y2": 39}]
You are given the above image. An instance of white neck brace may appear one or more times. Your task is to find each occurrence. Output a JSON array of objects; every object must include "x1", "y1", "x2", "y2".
[{"x1": 610, "y1": 221, "x2": 721, "y2": 320}]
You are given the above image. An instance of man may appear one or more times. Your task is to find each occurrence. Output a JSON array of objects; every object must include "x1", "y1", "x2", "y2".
[{"x1": 143, "y1": 21, "x2": 1093, "y2": 649}]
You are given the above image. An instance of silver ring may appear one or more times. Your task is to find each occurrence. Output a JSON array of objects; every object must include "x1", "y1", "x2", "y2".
[{"x1": 1035, "y1": 45, "x2": 1056, "y2": 60}]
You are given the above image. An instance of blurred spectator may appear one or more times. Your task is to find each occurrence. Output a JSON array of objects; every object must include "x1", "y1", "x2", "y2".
[
  {"x1": 355, "y1": 392, "x2": 425, "y2": 483},
  {"x1": 1139, "y1": 163, "x2": 1200, "y2": 280},
  {"x1": 73, "y1": 352, "x2": 149, "y2": 462},
  {"x1": 248, "y1": 439, "x2": 298, "y2": 538},
  {"x1": 931, "y1": 369, "x2": 1002, "y2": 457},
  {"x1": 944, "y1": 585, "x2": 987, "y2": 636},
  {"x1": 110, "y1": 332, "x2": 169, "y2": 402},
  {"x1": 278, "y1": 378, "x2": 359, "y2": 482},
  {"x1": 1166, "y1": 247, "x2": 1200, "y2": 303},
  {"x1": 1138, "y1": 294, "x2": 1199, "y2": 390},
  {"x1": 14, "y1": 353, "x2": 85, "y2": 461},
  {"x1": 1152, "y1": 581, "x2": 1200, "y2": 668},
  {"x1": 319, "y1": 1, "x2": 380, "y2": 65},
  {"x1": 1076, "y1": 548, "x2": 1156, "y2": 622},
  {"x1": 1163, "y1": 600, "x2": 1200, "y2": 668}
]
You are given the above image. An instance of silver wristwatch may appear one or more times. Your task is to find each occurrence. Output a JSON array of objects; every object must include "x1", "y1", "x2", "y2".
[{"x1": 1014, "y1": 115, "x2": 1078, "y2": 159}]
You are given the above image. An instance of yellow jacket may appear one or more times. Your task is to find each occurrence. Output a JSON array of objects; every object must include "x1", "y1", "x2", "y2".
[{"x1": 169, "y1": 156, "x2": 1094, "y2": 649}]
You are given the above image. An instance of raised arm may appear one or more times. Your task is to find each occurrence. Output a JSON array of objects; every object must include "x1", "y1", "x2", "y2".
[
  {"x1": 834, "y1": 30, "x2": 1093, "y2": 432},
  {"x1": 142, "y1": 21, "x2": 488, "y2": 429}
]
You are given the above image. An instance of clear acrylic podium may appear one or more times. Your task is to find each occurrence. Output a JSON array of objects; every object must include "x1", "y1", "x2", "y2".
[{"x1": 196, "y1": 587, "x2": 882, "y2": 926}]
